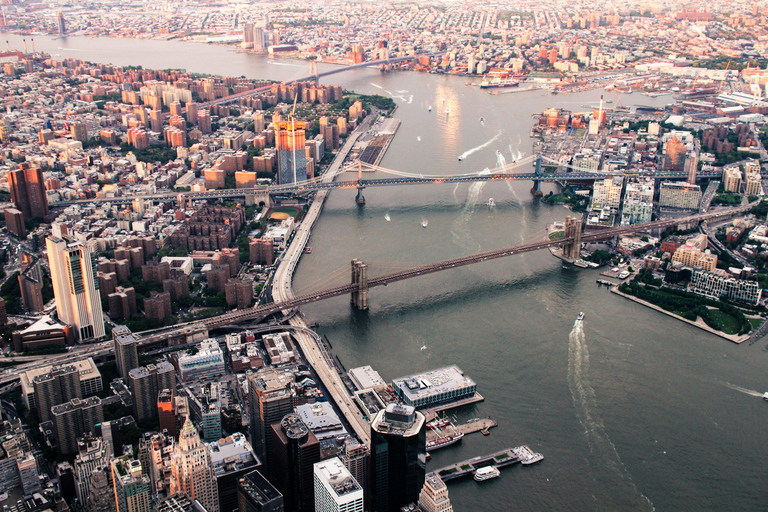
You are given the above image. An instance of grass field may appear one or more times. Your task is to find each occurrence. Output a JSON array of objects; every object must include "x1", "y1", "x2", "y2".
[{"x1": 706, "y1": 309, "x2": 741, "y2": 335}]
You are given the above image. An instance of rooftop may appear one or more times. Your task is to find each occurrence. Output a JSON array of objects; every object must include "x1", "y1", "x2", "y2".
[
  {"x1": 392, "y1": 365, "x2": 476, "y2": 402},
  {"x1": 315, "y1": 457, "x2": 362, "y2": 498}
]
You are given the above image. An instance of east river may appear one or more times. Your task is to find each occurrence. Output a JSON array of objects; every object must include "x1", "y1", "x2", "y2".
[{"x1": 9, "y1": 33, "x2": 768, "y2": 511}]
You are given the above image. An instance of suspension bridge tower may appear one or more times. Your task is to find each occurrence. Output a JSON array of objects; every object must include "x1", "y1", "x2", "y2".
[
  {"x1": 531, "y1": 153, "x2": 543, "y2": 197},
  {"x1": 350, "y1": 259, "x2": 369, "y2": 310},
  {"x1": 355, "y1": 161, "x2": 366, "y2": 205},
  {"x1": 309, "y1": 59, "x2": 319, "y2": 83}
]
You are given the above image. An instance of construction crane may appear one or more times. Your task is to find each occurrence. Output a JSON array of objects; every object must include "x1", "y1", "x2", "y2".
[{"x1": 717, "y1": 61, "x2": 732, "y2": 94}]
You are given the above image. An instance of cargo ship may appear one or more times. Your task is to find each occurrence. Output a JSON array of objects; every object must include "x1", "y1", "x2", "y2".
[{"x1": 480, "y1": 78, "x2": 519, "y2": 89}]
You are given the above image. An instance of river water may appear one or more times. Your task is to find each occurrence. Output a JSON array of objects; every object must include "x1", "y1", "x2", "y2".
[{"x1": 10, "y1": 33, "x2": 768, "y2": 511}]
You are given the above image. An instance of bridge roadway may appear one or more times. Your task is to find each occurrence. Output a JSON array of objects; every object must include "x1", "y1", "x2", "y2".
[
  {"x1": 199, "y1": 205, "x2": 751, "y2": 329},
  {"x1": 52, "y1": 169, "x2": 723, "y2": 207}
]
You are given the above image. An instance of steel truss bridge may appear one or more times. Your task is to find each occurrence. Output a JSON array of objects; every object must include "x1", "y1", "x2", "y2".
[
  {"x1": 54, "y1": 154, "x2": 722, "y2": 207},
  {"x1": 195, "y1": 206, "x2": 748, "y2": 329}
]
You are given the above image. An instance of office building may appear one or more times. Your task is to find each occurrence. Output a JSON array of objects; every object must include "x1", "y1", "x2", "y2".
[
  {"x1": 85, "y1": 466, "x2": 115, "y2": 512},
  {"x1": 276, "y1": 121, "x2": 307, "y2": 185},
  {"x1": 8, "y1": 164, "x2": 48, "y2": 222},
  {"x1": 313, "y1": 457, "x2": 363, "y2": 512},
  {"x1": 175, "y1": 340, "x2": 225, "y2": 382},
  {"x1": 57, "y1": 11, "x2": 66, "y2": 33},
  {"x1": 370, "y1": 404, "x2": 427, "y2": 512},
  {"x1": 392, "y1": 366, "x2": 477, "y2": 409},
  {"x1": 51, "y1": 397, "x2": 104, "y2": 455},
  {"x1": 237, "y1": 470, "x2": 283, "y2": 512},
  {"x1": 169, "y1": 418, "x2": 220, "y2": 512},
  {"x1": 247, "y1": 368, "x2": 293, "y2": 469},
  {"x1": 208, "y1": 432, "x2": 260, "y2": 512},
  {"x1": 4, "y1": 207, "x2": 25, "y2": 237},
  {"x1": 114, "y1": 332, "x2": 139, "y2": 380},
  {"x1": 21, "y1": 358, "x2": 102, "y2": 418},
  {"x1": 12, "y1": 315, "x2": 73, "y2": 353},
  {"x1": 112, "y1": 455, "x2": 151, "y2": 512},
  {"x1": 46, "y1": 237, "x2": 105, "y2": 341},
  {"x1": 418, "y1": 472, "x2": 453, "y2": 512},
  {"x1": 270, "y1": 414, "x2": 321, "y2": 512},
  {"x1": 74, "y1": 436, "x2": 112, "y2": 505},
  {"x1": 338, "y1": 441, "x2": 368, "y2": 504},
  {"x1": 659, "y1": 182, "x2": 701, "y2": 211},
  {"x1": 128, "y1": 362, "x2": 176, "y2": 422},
  {"x1": 157, "y1": 492, "x2": 210, "y2": 512}
]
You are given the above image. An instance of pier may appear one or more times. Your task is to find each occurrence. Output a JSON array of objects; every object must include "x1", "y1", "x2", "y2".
[
  {"x1": 433, "y1": 445, "x2": 542, "y2": 482},
  {"x1": 426, "y1": 417, "x2": 497, "y2": 446},
  {"x1": 423, "y1": 392, "x2": 485, "y2": 422}
]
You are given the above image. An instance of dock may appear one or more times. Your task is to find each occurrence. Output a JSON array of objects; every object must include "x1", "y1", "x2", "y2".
[
  {"x1": 596, "y1": 278, "x2": 615, "y2": 286},
  {"x1": 423, "y1": 392, "x2": 485, "y2": 422},
  {"x1": 426, "y1": 417, "x2": 497, "y2": 445},
  {"x1": 433, "y1": 445, "x2": 542, "y2": 482}
]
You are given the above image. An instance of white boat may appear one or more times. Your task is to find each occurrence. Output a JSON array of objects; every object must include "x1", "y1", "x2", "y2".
[
  {"x1": 445, "y1": 108, "x2": 450, "y2": 114},
  {"x1": 422, "y1": 220, "x2": 428, "y2": 228},
  {"x1": 474, "y1": 466, "x2": 501, "y2": 481},
  {"x1": 763, "y1": 392, "x2": 768, "y2": 401},
  {"x1": 521, "y1": 453, "x2": 544, "y2": 465},
  {"x1": 577, "y1": 312, "x2": 584, "y2": 321},
  {"x1": 385, "y1": 213, "x2": 391, "y2": 221},
  {"x1": 428, "y1": 106, "x2": 432, "y2": 111},
  {"x1": 426, "y1": 432, "x2": 463, "y2": 451},
  {"x1": 488, "y1": 198, "x2": 495, "y2": 207},
  {"x1": 458, "y1": 156, "x2": 464, "y2": 161}
]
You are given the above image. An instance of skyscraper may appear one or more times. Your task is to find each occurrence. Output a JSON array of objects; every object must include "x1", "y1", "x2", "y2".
[
  {"x1": 369, "y1": 404, "x2": 427, "y2": 512},
  {"x1": 253, "y1": 27, "x2": 266, "y2": 53},
  {"x1": 114, "y1": 332, "x2": 139, "y2": 380},
  {"x1": 51, "y1": 396, "x2": 103, "y2": 454},
  {"x1": 270, "y1": 414, "x2": 321, "y2": 512},
  {"x1": 247, "y1": 368, "x2": 293, "y2": 470},
  {"x1": 85, "y1": 466, "x2": 116, "y2": 512},
  {"x1": 128, "y1": 362, "x2": 176, "y2": 422},
  {"x1": 57, "y1": 11, "x2": 66, "y2": 34},
  {"x1": 46, "y1": 237, "x2": 105, "y2": 341},
  {"x1": 74, "y1": 436, "x2": 112, "y2": 505},
  {"x1": 32, "y1": 363, "x2": 81, "y2": 423},
  {"x1": 8, "y1": 164, "x2": 48, "y2": 222},
  {"x1": 237, "y1": 470, "x2": 283, "y2": 512},
  {"x1": 111, "y1": 455, "x2": 151, "y2": 512},
  {"x1": 169, "y1": 418, "x2": 220, "y2": 512},
  {"x1": 314, "y1": 457, "x2": 364, "y2": 512},
  {"x1": 242, "y1": 23, "x2": 254, "y2": 48},
  {"x1": 275, "y1": 121, "x2": 307, "y2": 185},
  {"x1": 417, "y1": 472, "x2": 453, "y2": 512}
]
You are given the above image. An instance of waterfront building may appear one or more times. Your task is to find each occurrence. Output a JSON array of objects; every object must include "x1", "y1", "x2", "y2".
[
  {"x1": 46, "y1": 237, "x2": 105, "y2": 341},
  {"x1": 111, "y1": 455, "x2": 151, "y2": 512},
  {"x1": 418, "y1": 472, "x2": 453, "y2": 512},
  {"x1": 169, "y1": 419, "x2": 220, "y2": 512},
  {"x1": 270, "y1": 414, "x2": 321, "y2": 512},
  {"x1": 237, "y1": 470, "x2": 283, "y2": 512},
  {"x1": 247, "y1": 368, "x2": 293, "y2": 468},
  {"x1": 128, "y1": 362, "x2": 176, "y2": 422},
  {"x1": 691, "y1": 269, "x2": 762, "y2": 305},
  {"x1": 392, "y1": 365, "x2": 477, "y2": 409},
  {"x1": 314, "y1": 457, "x2": 364, "y2": 512},
  {"x1": 275, "y1": 121, "x2": 307, "y2": 185},
  {"x1": 370, "y1": 404, "x2": 426, "y2": 512},
  {"x1": 208, "y1": 432, "x2": 260, "y2": 512},
  {"x1": 659, "y1": 182, "x2": 701, "y2": 211}
]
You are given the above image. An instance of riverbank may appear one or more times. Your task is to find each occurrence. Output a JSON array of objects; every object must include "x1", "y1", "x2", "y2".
[{"x1": 610, "y1": 286, "x2": 748, "y2": 343}]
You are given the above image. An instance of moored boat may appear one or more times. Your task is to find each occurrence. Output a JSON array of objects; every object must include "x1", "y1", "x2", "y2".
[{"x1": 474, "y1": 466, "x2": 501, "y2": 481}]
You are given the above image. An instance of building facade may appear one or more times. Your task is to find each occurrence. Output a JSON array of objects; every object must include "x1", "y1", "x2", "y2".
[
  {"x1": 313, "y1": 457, "x2": 364, "y2": 512},
  {"x1": 169, "y1": 419, "x2": 220, "y2": 512}
]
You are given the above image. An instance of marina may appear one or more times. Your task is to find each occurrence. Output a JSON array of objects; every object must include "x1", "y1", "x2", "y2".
[
  {"x1": 434, "y1": 445, "x2": 544, "y2": 483},
  {"x1": 426, "y1": 417, "x2": 498, "y2": 451}
]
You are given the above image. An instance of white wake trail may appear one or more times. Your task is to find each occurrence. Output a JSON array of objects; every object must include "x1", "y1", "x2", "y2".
[
  {"x1": 458, "y1": 131, "x2": 501, "y2": 160},
  {"x1": 725, "y1": 382, "x2": 764, "y2": 398}
]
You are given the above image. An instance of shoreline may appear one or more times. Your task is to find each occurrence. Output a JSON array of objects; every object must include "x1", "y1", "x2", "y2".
[{"x1": 610, "y1": 286, "x2": 748, "y2": 344}]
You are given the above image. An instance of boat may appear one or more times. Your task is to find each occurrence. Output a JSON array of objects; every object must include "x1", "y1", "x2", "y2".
[
  {"x1": 480, "y1": 116, "x2": 485, "y2": 122},
  {"x1": 426, "y1": 432, "x2": 464, "y2": 451},
  {"x1": 445, "y1": 108, "x2": 450, "y2": 114},
  {"x1": 474, "y1": 466, "x2": 501, "y2": 481},
  {"x1": 304, "y1": 246, "x2": 312, "y2": 254},
  {"x1": 427, "y1": 416, "x2": 451, "y2": 430},
  {"x1": 573, "y1": 259, "x2": 589, "y2": 268},
  {"x1": 479, "y1": 78, "x2": 519, "y2": 89},
  {"x1": 763, "y1": 392, "x2": 768, "y2": 401},
  {"x1": 521, "y1": 452, "x2": 544, "y2": 465},
  {"x1": 428, "y1": 106, "x2": 432, "y2": 111},
  {"x1": 385, "y1": 213, "x2": 391, "y2": 221},
  {"x1": 458, "y1": 156, "x2": 464, "y2": 161},
  {"x1": 422, "y1": 220, "x2": 428, "y2": 228},
  {"x1": 488, "y1": 198, "x2": 495, "y2": 207},
  {"x1": 577, "y1": 312, "x2": 585, "y2": 321}
]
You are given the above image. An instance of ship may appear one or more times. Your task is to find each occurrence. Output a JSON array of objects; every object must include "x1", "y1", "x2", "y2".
[
  {"x1": 577, "y1": 312, "x2": 584, "y2": 321},
  {"x1": 764, "y1": 392, "x2": 768, "y2": 401},
  {"x1": 480, "y1": 78, "x2": 519, "y2": 89},
  {"x1": 474, "y1": 466, "x2": 501, "y2": 481},
  {"x1": 426, "y1": 416, "x2": 451, "y2": 430},
  {"x1": 426, "y1": 432, "x2": 464, "y2": 451},
  {"x1": 521, "y1": 452, "x2": 544, "y2": 465}
]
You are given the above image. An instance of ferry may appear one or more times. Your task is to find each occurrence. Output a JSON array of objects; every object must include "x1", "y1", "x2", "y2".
[
  {"x1": 474, "y1": 466, "x2": 501, "y2": 481},
  {"x1": 577, "y1": 312, "x2": 585, "y2": 321},
  {"x1": 479, "y1": 78, "x2": 519, "y2": 89},
  {"x1": 521, "y1": 452, "x2": 544, "y2": 465},
  {"x1": 427, "y1": 432, "x2": 464, "y2": 451}
]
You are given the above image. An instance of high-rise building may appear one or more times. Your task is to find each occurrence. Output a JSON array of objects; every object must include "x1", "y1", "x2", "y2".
[
  {"x1": 32, "y1": 363, "x2": 81, "y2": 423},
  {"x1": 46, "y1": 237, "x2": 105, "y2": 341},
  {"x1": 74, "y1": 436, "x2": 112, "y2": 505},
  {"x1": 237, "y1": 470, "x2": 283, "y2": 512},
  {"x1": 314, "y1": 457, "x2": 364, "y2": 512},
  {"x1": 338, "y1": 440, "x2": 368, "y2": 504},
  {"x1": 270, "y1": 414, "x2": 321, "y2": 512},
  {"x1": 85, "y1": 466, "x2": 116, "y2": 512},
  {"x1": 57, "y1": 11, "x2": 66, "y2": 34},
  {"x1": 114, "y1": 332, "x2": 139, "y2": 380},
  {"x1": 169, "y1": 418, "x2": 220, "y2": 512},
  {"x1": 247, "y1": 368, "x2": 293, "y2": 470},
  {"x1": 207, "y1": 432, "x2": 260, "y2": 512},
  {"x1": 242, "y1": 23, "x2": 254, "y2": 48},
  {"x1": 685, "y1": 152, "x2": 699, "y2": 185},
  {"x1": 4, "y1": 207, "x2": 26, "y2": 238},
  {"x1": 112, "y1": 455, "x2": 151, "y2": 512},
  {"x1": 275, "y1": 121, "x2": 307, "y2": 185},
  {"x1": 417, "y1": 472, "x2": 453, "y2": 512},
  {"x1": 128, "y1": 362, "x2": 176, "y2": 422},
  {"x1": 8, "y1": 164, "x2": 48, "y2": 222},
  {"x1": 254, "y1": 27, "x2": 266, "y2": 53},
  {"x1": 51, "y1": 397, "x2": 104, "y2": 454},
  {"x1": 369, "y1": 404, "x2": 427, "y2": 512}
]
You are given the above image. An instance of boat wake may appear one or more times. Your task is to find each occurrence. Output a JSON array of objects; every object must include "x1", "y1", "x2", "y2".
[
  {"x1": 568, "y1": 321, "x2": 654, "y2": 511},
  {"x1": 458, "y1": 131, "x2": 501, "y2": 161},
  {"x1": 725, "y1": 382, "x2": 764, "y2": 398}
]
